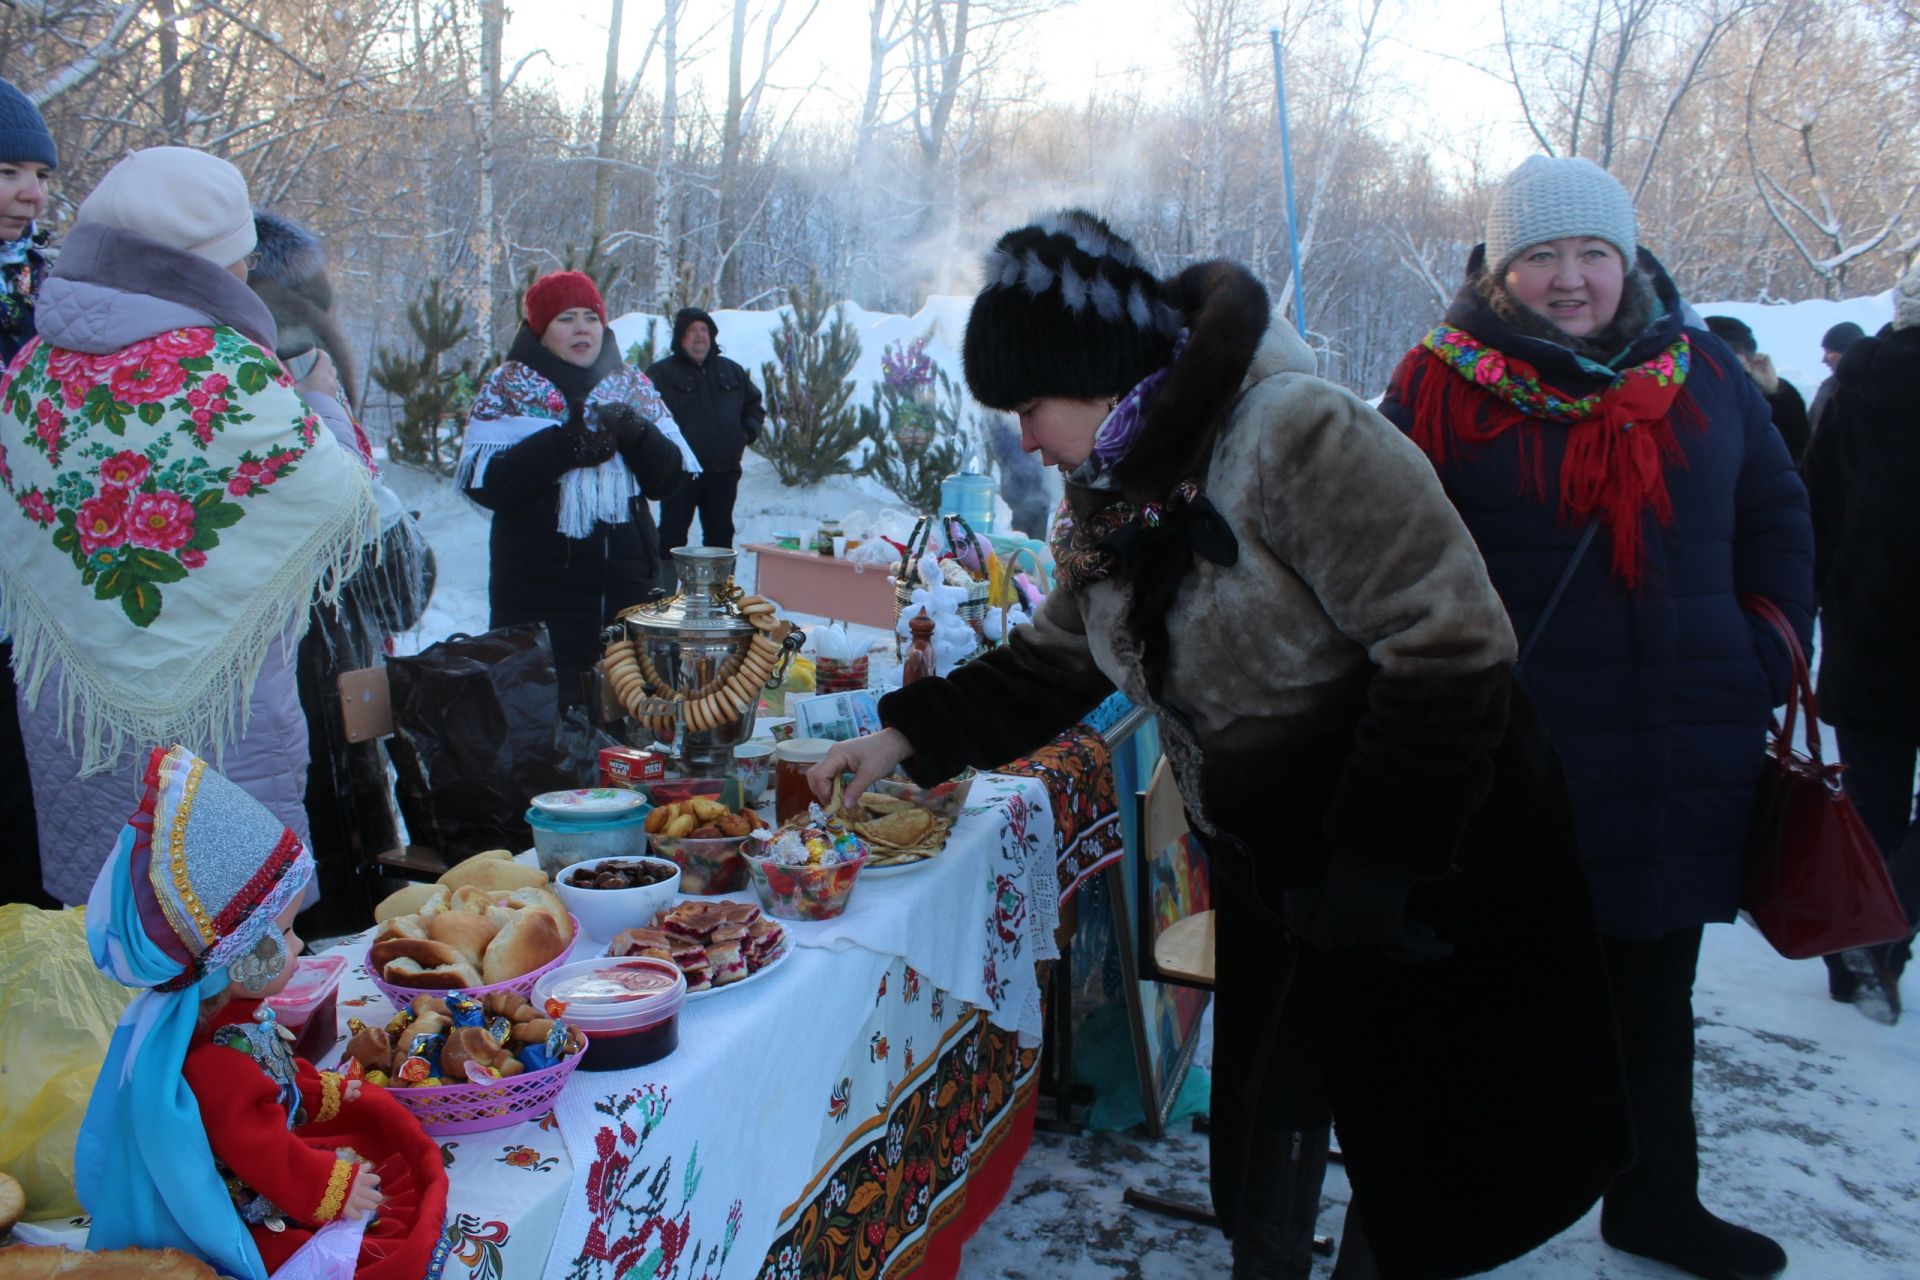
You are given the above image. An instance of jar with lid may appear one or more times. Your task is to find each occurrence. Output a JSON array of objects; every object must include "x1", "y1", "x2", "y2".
[{"x1": 815, "y1": 517, "x2": 843, "y2": 556}]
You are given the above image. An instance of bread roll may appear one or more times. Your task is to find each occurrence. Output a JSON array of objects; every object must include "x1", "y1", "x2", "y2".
[
  {"x1": 0, "y1": 1246, "x2": 220, "y2": 1278},
  {"x1": 450, "y1": 885, "x2": 498, "y2": 914},
  {"x1": 428, "y1": 909, "x2": 500, "y2": 970},
  {"x1": 482, "y1": 909, "x2": 566, "y2": 983},
  {"x1": 373, "y1": 913, "x2": 430, "y2": 943},
  {"x1": 381, "y1": 957, "x2": 483, "y2": 990},
  {"x1": 374, "y1": 882, "x2": 440, "y2": 923},
  {"x1": 439, "y1": 851, "x2": 547, "y2": 893},
  {"x1": 500, "y1": 886, "x2": 573, "y2": 943},
  {"x1": 368, "y1": 937, "x2": 463, "y2": 972},
  {"x1": 0, "y1": 1169, "x2": 22, "y2": 1237}
]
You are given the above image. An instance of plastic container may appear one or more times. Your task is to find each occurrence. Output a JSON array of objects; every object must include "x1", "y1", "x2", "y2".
[
  {"x1": 554, "y1": 855, "x2": 682, "y2": 941},
  {"x1": 648, "y1": 833, "x2": 752, "y2": 894},
  {"x1": 744, "y1": 847, "x2": 869, "y2": 921},
  {"x1": 530, "y1": 788, "x2": 648, "y2": 820},
  {"x1": 266, "y1": 953, "x2": 347, "y2": 1063},
  {"x1": 383, "y1": 1042, "x2": 587, "y2": 1136},
  {"x1": 535, "y1": 956, "x2": 686, "y2": 1072},
  {"x1": 525, "y1": 806, "x2": 649, "y2": 876},
  {"x1": 865, "y1": 768, "x2": 977, "y2": 822},
  {"x1": 940, "y1": 473, "x2": 996, "y2": 535}
]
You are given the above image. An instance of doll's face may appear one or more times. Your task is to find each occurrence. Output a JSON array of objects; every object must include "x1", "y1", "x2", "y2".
[{"x1": 228, "y1": 899, "x2": 305, "y2": 1000}]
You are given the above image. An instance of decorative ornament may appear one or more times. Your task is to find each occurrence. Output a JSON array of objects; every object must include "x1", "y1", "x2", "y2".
[{"x1": 232, "y1": 931, "x2": 288, "y2": 995}]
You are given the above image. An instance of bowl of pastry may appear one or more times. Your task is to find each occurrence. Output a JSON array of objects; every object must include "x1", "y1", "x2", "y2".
[{"x1": 366, "y1": 853, "x2": 578, "y2": 1008}]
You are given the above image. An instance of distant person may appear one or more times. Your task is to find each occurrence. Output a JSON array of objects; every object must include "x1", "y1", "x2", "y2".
[
  {"x1": 1706, "y1": 315, "x2": 1811, "y2": 462},
  {"x1": 0, "y1": 77, "x2": 57, "y2": 908},
  {"x1": 1808, "y1": 320, "x2": 1866, "y2": 436},
  {"x1": 0, "y1": 146, "x2": 377, "y2": 906},
  {"x1": 646, "y1": 307, "x2": 764, "y2": 579},
  {"x1": 459, "y1": 272, "x2": 696, "y2": 710},
  {"x1": 1381, "y1": 156, "x2": 1812, "y2": 1280},
  {"x1": 1797, "y1": 262, "x2": 1920, "y2": 1024}
]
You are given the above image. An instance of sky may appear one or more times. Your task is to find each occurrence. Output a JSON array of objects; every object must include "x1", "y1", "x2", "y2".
[{"x1": 504, "y1": 0, "x2": 1534, "y2": 180}]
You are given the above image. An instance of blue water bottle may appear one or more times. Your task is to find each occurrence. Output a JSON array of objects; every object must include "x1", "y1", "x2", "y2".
[{"x1": 940, "y1": 470, "x2": 996, "y2": 535}]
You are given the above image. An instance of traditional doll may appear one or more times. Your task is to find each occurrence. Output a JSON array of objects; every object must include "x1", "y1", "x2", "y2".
[{"x1": 76, "y1": 744, "x2": 450, "y2": 1279}]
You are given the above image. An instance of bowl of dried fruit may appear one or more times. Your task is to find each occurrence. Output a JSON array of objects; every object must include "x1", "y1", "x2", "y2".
[{"x1": 554, "y1": 854, "x2": 682, "y2": 941}]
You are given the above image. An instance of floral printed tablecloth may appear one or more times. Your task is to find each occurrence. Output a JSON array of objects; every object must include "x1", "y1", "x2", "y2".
[{"x1": 21, "y1": 737, "x2": 1105, "y2": 1279}]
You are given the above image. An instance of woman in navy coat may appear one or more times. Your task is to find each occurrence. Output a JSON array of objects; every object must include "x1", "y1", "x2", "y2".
[{"x1": 1380, "y1": 156, "x2": 1813, "y2": 1280}]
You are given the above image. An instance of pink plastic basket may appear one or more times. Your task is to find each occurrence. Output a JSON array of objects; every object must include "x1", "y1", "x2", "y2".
[
  {"x1": 382, "y1": 1033, "x2": 588, "y2": 1136},
  {"x1": 367, "y1": 914, "x2": 581, "y2": 1011}
]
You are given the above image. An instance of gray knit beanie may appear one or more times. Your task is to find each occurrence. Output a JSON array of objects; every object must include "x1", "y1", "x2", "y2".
[
  {"x1": 1895, "y1": 260, "x2": 1920, "y2": 331},
  {"x1": 0, "y1": 78, "x2": 56, "y2": 170},
  {"x1": 1484, "y1": 155, "x2": 1638, "y2": 276}
]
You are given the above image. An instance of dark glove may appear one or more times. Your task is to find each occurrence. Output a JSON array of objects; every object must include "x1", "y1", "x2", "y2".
[
  {"x1": 1285, "y1": 856, "x2": 1453, "y2": 962},
  {"x1": 587, "y1": 402, "x2": 651, "y2": 450},
  {"x1": 556, "y1": 410, "x2": 617, "y2": 468}
]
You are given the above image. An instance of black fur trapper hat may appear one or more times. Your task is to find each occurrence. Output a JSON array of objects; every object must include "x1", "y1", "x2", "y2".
[{"x1": 961, "y1": 209, "x2": 1181, "y2": 410}]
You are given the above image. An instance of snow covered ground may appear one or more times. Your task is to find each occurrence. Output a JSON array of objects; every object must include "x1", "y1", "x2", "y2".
[
  {"x1": 383, "y1": 285, "x2": 1915, "y2": 1279},
  {"x1": 960, "y1": 922, "x2": 1920, "y2": 1279}
]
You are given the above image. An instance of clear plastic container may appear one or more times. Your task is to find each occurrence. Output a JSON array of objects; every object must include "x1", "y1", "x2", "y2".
[
  {"x1": 266, "y1": 953, "x2": 347, "y2": 1062},
  {"x1": 525, "y1": 806, "x2": 650, "y2": 876},
  {"x1": 535, "y1": 956, "x2": 686, "y2": 1072}
]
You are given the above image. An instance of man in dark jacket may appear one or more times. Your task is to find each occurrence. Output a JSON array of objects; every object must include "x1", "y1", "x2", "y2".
[
  {"x1": 646, "y1": 308, "x2": 765, "y2": 575},
  {"x1": 1808, "y1": 320, "x2": 1866, "y2": 439},
  {"x1": 1799, "y1": 270, "x2": 1920, "y2": 1024},
  {"x1": 1706, "y1": 315, "x2": 1812, "y2": 462}
]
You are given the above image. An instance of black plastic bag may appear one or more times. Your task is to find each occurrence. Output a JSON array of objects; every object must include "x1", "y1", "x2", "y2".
[{"x1": 386, "y1": 624, "x2": 576, "y2": 860}]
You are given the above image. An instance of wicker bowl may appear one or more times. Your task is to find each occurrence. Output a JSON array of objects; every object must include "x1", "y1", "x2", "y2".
[
  {"x1": 367, "y1": 914, "x2": 581, "y2": 1011},
  {"x1": 381, "y1": 1036, "x2": 588, "y2": 1136}
]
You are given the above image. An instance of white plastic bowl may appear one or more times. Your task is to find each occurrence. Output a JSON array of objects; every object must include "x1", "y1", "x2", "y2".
[{"x1": 553, "y1": 854, "x2": 682, "y2": 941}]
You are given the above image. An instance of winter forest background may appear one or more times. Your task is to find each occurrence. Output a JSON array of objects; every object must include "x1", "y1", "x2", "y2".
[{"x1": 2, "y1": 0, "x2": 1915, "y2": 438}]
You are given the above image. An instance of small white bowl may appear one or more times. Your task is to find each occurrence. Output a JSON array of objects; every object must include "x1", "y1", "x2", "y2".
[{"x1": 553, "y1": 854, "x2": 682, "y2": 942}]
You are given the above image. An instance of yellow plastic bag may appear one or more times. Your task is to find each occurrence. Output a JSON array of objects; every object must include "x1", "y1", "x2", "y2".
[{"x1": 0, "y1": 903, "x2": 134, "y2": 1220}]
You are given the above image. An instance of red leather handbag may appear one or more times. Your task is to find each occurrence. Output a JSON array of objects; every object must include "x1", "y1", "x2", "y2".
[{"x1": 1739, "y1": 595, "x2": 1911, "y2": 960}]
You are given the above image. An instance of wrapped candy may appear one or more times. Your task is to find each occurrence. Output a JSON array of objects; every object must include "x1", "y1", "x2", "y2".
[
  {"x1": 519, "y1": 1018, "x2": 574, "y2": 1073},
  {"x1": 445, "y1": 994, "x2": 485, "y2": 1028}
]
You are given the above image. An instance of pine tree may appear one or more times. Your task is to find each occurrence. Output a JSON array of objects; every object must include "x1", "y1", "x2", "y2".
[
  {"x1": 371, "y1": 278, "x2": 475, "y2": 475},
  {"x1": 859, "y1": 334, "x2": 971, "y2": 514},
  {"x1": 754, "y1": 275, "x2": 863, "y2": 486}
]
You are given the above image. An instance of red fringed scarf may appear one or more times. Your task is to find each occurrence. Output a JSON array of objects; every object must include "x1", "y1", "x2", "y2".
[{"x1": 1395, "y1": 324, "x2": 1702, "y2": 590}]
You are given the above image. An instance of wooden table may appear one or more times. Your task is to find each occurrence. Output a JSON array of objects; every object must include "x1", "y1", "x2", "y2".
[{"x1": 742, "y1": 542, "x2": 898, "y2": 629}]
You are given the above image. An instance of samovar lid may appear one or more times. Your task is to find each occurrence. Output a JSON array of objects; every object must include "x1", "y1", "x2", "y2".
[{"x1": 619, "y1": 546, "x2": 755, "y2": 637}]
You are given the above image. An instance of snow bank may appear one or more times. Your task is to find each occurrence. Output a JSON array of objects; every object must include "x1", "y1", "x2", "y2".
[{"x1": 1697, "y1": 290, "x2": 1895, "y2": 403}]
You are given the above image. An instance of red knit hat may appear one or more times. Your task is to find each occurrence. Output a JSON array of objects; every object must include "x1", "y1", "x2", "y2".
[{"x1": 524, "y1": 270, "x2": 606, "y2": 336}]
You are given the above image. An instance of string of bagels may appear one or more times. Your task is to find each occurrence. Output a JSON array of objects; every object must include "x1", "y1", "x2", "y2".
[{"x1": 602, "y1": 584, "x2": 800, "y2": 738}]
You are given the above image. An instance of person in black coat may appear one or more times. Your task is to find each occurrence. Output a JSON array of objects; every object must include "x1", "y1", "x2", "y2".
[
  {"x1": 0, "y1": 77, "x2": 56, "y2": 908},
  {"x1": 1799, "y1": 268, "x2": 1920, "y2": 1021},
  {"x1": 645, "y1": 307, "x2": 765, "y2": 569},
  {"x1": 1807, "y1": 320, "x2": 1866, "y2": 439},
  {"x1": 1705, "y1": 314, "x2": 1812, "y2": 462},
  {"x1": 1381, "y1": 156, "x2": 1813, "y2": 1280},
  {"x1": 458, "y1": 272, "x2": 696, "y2": 710}
]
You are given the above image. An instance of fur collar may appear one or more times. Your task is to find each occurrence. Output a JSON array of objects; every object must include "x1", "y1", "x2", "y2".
[{"x1": 1105, "y1": 260, "x2": 1275, "y2": 501}]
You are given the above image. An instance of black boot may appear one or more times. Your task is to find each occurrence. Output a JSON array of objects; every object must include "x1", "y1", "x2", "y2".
[
  {"x1": 1603, "y1": 928, "x2": 1788, "y2": 1279},
  {"x1": 1230, "y1": 1127, "x2": 1331, "y2": 1280}
]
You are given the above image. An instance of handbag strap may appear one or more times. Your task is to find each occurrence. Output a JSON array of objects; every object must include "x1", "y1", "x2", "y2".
[
  {"x1": 1516, "y1": 523, "x2": 1599, "y2": 675},
  {"x1": 1739, "y1": 593, "x2": 1821, "y2": 767}
]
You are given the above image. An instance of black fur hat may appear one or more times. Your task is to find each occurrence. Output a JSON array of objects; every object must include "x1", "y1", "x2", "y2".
[{"x1": 961, "y1": 210, "x2": 1180, "y2": 410}]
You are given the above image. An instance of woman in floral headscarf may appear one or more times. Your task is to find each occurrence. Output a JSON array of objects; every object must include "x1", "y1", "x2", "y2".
[
  {"x1": 0, "y1": 147, "x2": 375, "y2": 906},
  {"x1": 1380, "y1": 155, "x2": 1813, "y2": 1280}
]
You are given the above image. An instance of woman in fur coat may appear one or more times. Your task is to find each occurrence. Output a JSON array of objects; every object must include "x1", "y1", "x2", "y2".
[
  {"x1": 1379, "y1": 156, "x2": 1813, "y2": 1280},
  {"x1": 458, "y1": 271, "x2": 696, "y2": 710},
  {"x1": 814, "y1": 211, "x2": 1632, "y2": 1280}
]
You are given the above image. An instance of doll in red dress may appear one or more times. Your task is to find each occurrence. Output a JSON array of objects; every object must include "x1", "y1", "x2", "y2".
[{"x1": 77, "y1": 745, "x2": 450, "y2": 1279}]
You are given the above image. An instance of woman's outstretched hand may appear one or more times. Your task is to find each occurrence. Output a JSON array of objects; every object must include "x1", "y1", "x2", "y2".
[{"x1": 808, "y1": 728, "x2": 914, "y2": 807}]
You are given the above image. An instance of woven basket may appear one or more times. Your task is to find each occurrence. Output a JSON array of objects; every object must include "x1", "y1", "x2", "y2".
[
  {"x1": 892, "y1": 514, "x2": 992, "y2": 659},
  {"x1": 384, "y1": 1036, "x2": 587, "y2": 1136},
  {"x1": 367, "y1": 915, "x2": 580, "y2": 1012}
]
